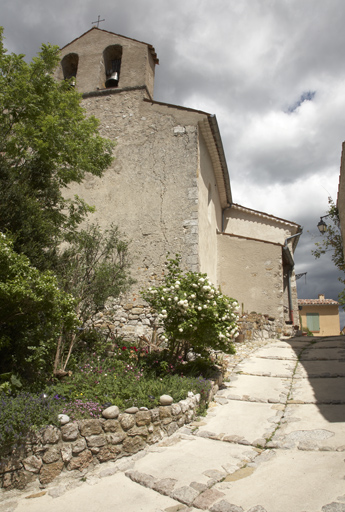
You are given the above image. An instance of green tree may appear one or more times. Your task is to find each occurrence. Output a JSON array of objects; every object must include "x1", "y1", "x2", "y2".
[
  {"x1": 312, "y1": 197, "x2": 345, "y2": 306},
  {"x1": 0, "y1": 233, "x2": 78, "y2": 385},
  {"x1": 53, "y1": 224, "x2": 133, "y2": 373},
  {"x1": 312, "y1": 198, "x2": 345, "y2": 274},
  {"x1": 0, "y1": 28, "x2": 114, "y2": 270}
]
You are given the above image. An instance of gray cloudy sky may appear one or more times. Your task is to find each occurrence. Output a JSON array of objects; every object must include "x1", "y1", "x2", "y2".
[{"x1": 3, "y1": 0, "x2": 345, "y2": 324}]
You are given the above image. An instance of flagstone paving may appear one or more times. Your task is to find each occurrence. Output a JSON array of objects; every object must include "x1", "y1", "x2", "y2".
[
  {"x1": 236, "y1": 356, "x2": 297, "y2": 378},
  {"x1": 291, "y1": 376, "x2": 345, "y2": 403},
  {"x1": 5, "y1": 334, "x2": 345, "y2": 512},
  {"x1": 295, "y1": 360, "x2": 345, "y2": 378}
]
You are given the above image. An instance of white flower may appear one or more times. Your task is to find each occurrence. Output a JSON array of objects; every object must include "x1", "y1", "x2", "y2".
[
  {"x1": 197, "y1": 306, "x2": 202, "y2": 311},
  {"x1": 175, "y1": 280, "x2": 181, "y2": 285},
  {"x1": 203, "y1": 305, "x2": 207, "y2": 309},
  {"x1": 179, "y1": 328, "x2": 183, "y2": 332},
  {"x1": 162, "y1": 309, "x2": 167, "y2": 314},
  {"x1": 199, "y1": 278, "x2": 205, "y2": 283},
  {"x1": 174, "y1": 296, "x2": 178, "y2": 301}
]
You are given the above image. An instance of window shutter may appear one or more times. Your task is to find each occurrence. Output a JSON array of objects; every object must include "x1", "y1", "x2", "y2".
[{"x1": 306, "y1": 313, "x2": 320, "y2": 331}]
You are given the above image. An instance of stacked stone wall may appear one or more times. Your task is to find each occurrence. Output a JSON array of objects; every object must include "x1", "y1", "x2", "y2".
[
  {"x1": 91, "y1": 299, "x2": 158, "y2": 341},
  {"x1": 91, "y1": 301, "x2": 294, "y2": 343},
  {"x1": 0, "y1": 395, "x2": 200, "y2": 491},
  {"x1": 237, "y1": 312, "x2": 295, "y2": 342}
]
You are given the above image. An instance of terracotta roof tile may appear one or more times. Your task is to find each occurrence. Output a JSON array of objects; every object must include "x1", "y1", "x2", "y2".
[{"x1": 298, "y1": 299, "x2": 339, "y2": 306}]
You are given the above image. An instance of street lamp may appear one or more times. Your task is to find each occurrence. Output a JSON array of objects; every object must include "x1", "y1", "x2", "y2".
[{"x1": 317, "y1": 217, "x2": 328, "y2": 234}]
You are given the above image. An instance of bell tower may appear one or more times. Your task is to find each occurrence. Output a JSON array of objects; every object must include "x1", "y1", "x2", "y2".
[{"x1": 55, "y1": 27, "x2": 159, "y2": 98}]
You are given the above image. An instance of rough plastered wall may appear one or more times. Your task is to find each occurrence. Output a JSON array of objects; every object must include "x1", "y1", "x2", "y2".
[
  {"x1": 299, "y1": 305, "x2": 340, "y2": 336},
  {"x1": 217, "y1": 234, "x2": 284, "y2": 325},
  {"x1": 197, "y1": 130, "x2": 222, "y2": 285},
  {"x1": 224, "y1": 207, "x2": 293, "y2": 244},
  {"x1": 65, "y1": 90, "x2": 210, "y2": 299},
  {"x1": 290, "y1": 268, "x2": 299, "y2": 325},
  {"x1": 55, "y1": 28, "x2": 156, "y2": 97}
]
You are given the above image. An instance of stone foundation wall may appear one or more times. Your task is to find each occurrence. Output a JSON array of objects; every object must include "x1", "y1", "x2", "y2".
[
  {"x1": 237, "y1": 313, "x2": 295, "y2": 342},
  {"x1": 90, "y1": 301, "x2": 294, "y2": 343},
  {"x1": 91, "y1": 299, "x2": 159, "y2": 341},
  {"x1": 0, "y1": 395, "x2": 201, "y2": 491}
]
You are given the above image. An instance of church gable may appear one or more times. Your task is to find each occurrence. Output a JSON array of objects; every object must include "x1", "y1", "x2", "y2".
[{"x1": 55, "y1": 27, "x2": 158, "y2": 97}]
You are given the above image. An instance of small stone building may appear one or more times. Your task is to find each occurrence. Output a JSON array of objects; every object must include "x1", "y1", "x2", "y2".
[
  {"x1": 298, "y1": 294, "x2": 340, "y2": 336},
  {"x1": 56, "y1": 27, "x2": 301, "y2": 338}
]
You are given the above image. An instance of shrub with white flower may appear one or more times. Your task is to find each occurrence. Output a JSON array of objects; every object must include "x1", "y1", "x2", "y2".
[{"x1": 141, "y1": 255, "x2": 240, "y2": 362}]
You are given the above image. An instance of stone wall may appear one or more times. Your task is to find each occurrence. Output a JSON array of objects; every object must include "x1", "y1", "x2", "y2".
[
  {"x1": 90, "y1": 300, "x2": 294, "y2": 343},
  {"x1": 0, "y1": 395, "x2": 201, "y2": 491},
  {"x1": 237, "y1": 312, "x2": 295, "y2": 342},
  {"x1": 92, "y1": 299, "x2": 158, "y2": 340}
]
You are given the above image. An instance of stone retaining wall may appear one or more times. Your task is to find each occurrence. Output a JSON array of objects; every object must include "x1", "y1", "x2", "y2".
[
  {"x1": 237, "y1": 313, "x2": 295, "y2": 342},
  {"x1": 90, "y1": 300, "x2": 294, "y2": 344},
  {"x1": 91, "y1": 299, "x2": 159, "y2": 341},
  {"x1": 0, "y1": 394, "x2": 201, "y2": 491}
]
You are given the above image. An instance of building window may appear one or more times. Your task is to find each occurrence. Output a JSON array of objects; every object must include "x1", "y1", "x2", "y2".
[
  {"x1": 61, "y1": 53, "x2": 79, "y2": 85},
  {"x1": 306, "y1": 312, "x2": 320, "y2": 332},
  {"x1": 103, "y1": 45, "x2": 122, "y2": 88}
]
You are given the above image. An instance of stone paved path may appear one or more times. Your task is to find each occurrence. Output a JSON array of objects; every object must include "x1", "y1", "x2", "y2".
[{"x1": 3, "y1": 335, "x2": 345, "y2": 512}]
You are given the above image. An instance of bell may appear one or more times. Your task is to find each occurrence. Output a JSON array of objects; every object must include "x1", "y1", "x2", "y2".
[{"x1": 105, "y1": 71, "x2": 119, "y2": 88}]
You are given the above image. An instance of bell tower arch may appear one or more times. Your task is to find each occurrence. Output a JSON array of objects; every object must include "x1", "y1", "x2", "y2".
[
  {"x1": 55, "y1": 28, "x2": 159, "y2": 98},
  {"x1": 103, "y1": 44, "x2": 122, "y2": 88}
]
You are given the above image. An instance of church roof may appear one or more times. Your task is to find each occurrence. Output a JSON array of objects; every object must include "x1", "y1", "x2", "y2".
[
  {"x1": 60, "y1": 27, "x2": 159, "y2": 64},
  {"x1": 230, "y1": 203, "x2": 300, "y2": 228}
]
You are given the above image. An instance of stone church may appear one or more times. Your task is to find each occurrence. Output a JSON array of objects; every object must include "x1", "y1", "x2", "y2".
[{"x1": 55, "y1": 27, "x2": 301, "y2": 338}]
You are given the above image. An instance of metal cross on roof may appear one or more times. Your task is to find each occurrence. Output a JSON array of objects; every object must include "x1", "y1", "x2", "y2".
[{"x1": 92, "y1": 15, "x2": 105, "y2": 28}]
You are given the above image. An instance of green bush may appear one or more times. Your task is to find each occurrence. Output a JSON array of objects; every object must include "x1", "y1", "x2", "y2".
[
  {"x1": 47, "y1": 354, "x2": 212, "y2": 411},
  {"x1": 0, "y1": 391, "x2": 60, "y2": 456},
  {"x1": 0, "y1": 232, "x2": 78, "y2": 385},
  {"x1": 142, "y1": 255, "x2": 240, "y2": 362}
]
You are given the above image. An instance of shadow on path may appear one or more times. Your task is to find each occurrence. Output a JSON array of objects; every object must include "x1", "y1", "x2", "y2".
[{"x1": 283, "y1": 334, "x2": 345, "y2": 422}]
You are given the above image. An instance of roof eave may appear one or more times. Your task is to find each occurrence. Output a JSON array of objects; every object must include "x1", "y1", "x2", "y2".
[{"x1": 199, "y1": 115, "x2": 232, "y2": 208}]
